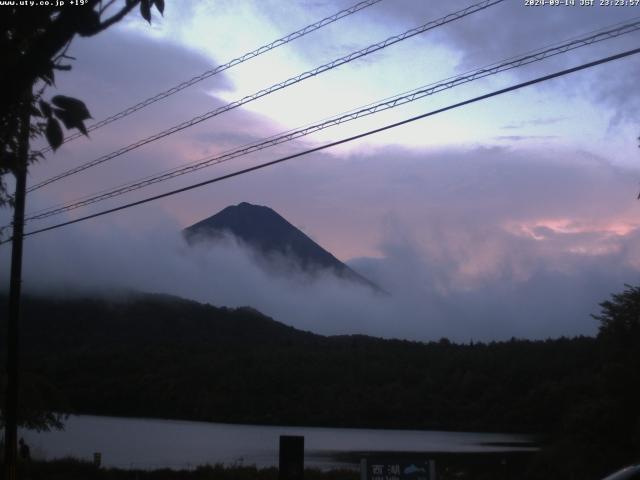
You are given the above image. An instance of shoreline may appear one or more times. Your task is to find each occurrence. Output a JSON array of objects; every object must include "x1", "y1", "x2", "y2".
[
  {"x1": 47, "y1": 412, "x2": 541, "y2": 437},
  {"x1": 17, "y1": 451, "x2": 537, "y2": 479}
]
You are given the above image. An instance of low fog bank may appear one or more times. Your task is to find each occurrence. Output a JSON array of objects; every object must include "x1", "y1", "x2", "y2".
[
  {"x1": 0, "y1": 221, "x2": 390, "y2": 338},
  {"x1": 1, "y1": 211, "x2": 635, "y2": 342}
]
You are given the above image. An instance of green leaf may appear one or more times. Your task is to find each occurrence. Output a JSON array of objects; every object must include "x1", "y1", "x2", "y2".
[
  {"x1": 45, "y1": 118, "x2": 63, "y2": 151},
  {"x1": 39, "y1": 100, "x2": 52, "y2": 118},
  {"x1": 140, "y1": 0, "x2": 152, "y2": 23},
  {"x1": 51, "y1": 95, "x2": 91, "y2": 121}
]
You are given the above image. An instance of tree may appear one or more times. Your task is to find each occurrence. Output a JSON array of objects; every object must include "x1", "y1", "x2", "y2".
[
  {"x1": 0, "y1": 0, "x2": 165, "y2": 208},
  {"x1": 1, "y1": 2, "x2": 165, "y2": 478},
  {"x1": 594, "y1": 284, "x2": 640, "y2": 344},
  {"x1": 593, "y1": 284, "x2": 640, "y2": 461},
  {"x1": 523, "y1": 286, "x2": 640, "y2": 480},
  {"x1": 0, "y1": 372, "x2": 67, "y2": 432}
]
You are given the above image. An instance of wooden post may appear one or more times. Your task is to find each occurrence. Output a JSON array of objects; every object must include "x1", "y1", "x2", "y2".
[{"x1": 279, "y1": 435, "x2": 304, "y2": 480}]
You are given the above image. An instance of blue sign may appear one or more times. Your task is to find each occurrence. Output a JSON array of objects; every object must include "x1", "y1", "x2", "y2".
[{"x1": 361, "y1": 459, "x2": 436, "y2": 480}]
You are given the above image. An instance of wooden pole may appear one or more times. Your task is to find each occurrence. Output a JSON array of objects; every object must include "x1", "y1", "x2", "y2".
[{"x1": 4, "y1": 92, "x2": 30, "y2": 480}]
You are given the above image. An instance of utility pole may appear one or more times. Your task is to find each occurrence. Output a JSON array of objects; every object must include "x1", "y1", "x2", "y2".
[{"x1": 4, "y1": 91, "x2": 31, "y2": 480}]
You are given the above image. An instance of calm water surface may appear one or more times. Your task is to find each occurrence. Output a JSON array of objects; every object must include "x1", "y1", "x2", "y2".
[{"x1": 22, "y1": 415, "x2": 535, "y2": 470}]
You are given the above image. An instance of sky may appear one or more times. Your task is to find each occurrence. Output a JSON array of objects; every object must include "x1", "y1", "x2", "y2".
[{"x1": 2, "y1": 0, "x2": 640, "y2": 342}]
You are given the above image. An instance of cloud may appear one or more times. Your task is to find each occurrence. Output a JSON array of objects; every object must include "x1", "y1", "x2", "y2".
[
  {"x1": 3, "y1": 7, "x2": 640, "y2": 344},
  {"x1": 365, "y1": 0, "x2": 640, "y2": 126},
  {"x1": 502, "y1": 117, "x2": 567, "y2": 130},
  {"x1": 197, "y1": 143, "x2": 640, "y2": 339},
  {"x1": 494, "y1": 135, "x2": 559, "y2": 141},
  {"x1": 4, "y1": 143, "x2": 640, "y2": 343},
  {"x1": 0, "y1": 218, "x2": 392, "y2": 339},
  {"x1": 12, "y1": 24, "x2": 291, "y2": 232},
  {"x1": 350, "y1": 230, "x2": 633, "y2": 341}
]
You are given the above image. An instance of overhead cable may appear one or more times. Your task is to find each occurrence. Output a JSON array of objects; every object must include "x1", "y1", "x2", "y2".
[
  {"x1": 24, "y1": 19, "x2": 640, "y2": 221},
  {"x1": 5, "y1": 46, "x2": 638, "y2": 244},
  {"x1": 38, "y1": 0, "x2": 385, "y2": 154},
  {"x1": 27, "y1": 0, "x2": 505, "y2": 192}
]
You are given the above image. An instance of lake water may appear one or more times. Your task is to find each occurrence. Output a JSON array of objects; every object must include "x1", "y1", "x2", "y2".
[{"x1": 21, "y1": 415, "x2": 535, "y2": 470}]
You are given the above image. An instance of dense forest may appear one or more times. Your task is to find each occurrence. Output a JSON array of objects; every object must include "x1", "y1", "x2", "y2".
[{"x1": 1, "y1": 288, "x2": 639, "y2": 479}]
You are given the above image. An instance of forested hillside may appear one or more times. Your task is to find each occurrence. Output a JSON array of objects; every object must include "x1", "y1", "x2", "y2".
[{"x1": 1, "y1": 292, "x2": 596, "y2": 433}]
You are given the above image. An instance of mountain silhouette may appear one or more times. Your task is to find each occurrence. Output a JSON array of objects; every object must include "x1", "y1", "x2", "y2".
[{"x1": 183, "y1": 202, "x2": 382, "y2": 292}]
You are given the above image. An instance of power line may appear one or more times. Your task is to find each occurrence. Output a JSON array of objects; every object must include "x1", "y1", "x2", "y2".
[
  {"x1": 23, "y1": 19, "x2": 640, "y2": 222},
  {"x1": 25, "y1": 14, "x2": 640, "y2": 219},
  {"x1": 27, "y1": 0, "x2": 505, "y2": 192},
  {"x1": 37, "y1": 0, "x2": 385, "y2": 154},
  {"x1": 5, "y1": 46, "x2": 638, "y2": 245}
]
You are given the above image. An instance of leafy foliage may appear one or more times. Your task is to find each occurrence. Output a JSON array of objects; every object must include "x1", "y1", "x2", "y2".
[
  {"x1": 0, "y1": 0, "x2": 165, "y2": 207},
  {"x1": 525, "y1": 285, "x2": 640, "y2": 479},
  {"x1": 0, "y1": 372, "x2": 67, "y2": 432}
]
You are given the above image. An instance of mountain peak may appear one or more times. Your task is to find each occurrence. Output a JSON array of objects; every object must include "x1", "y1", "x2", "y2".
[
  {"x1": 235, "y1": 201, "x2": 272, "y2": 212},
  {"x1": 237, "y1": 201, "x2": 263, "y2": 208},
  {"x1": 183, "y1": 203, "x2": 383, "y2": 293}
]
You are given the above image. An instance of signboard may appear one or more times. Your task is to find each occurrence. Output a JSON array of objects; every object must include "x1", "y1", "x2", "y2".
[{"x1": 361, "y1": 458, "x2": 436, "y2": 480}]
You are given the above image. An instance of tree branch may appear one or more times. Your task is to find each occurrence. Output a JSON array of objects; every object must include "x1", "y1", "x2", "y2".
[
  {"x1": 99, "y1": 0, "x2": 117, "y2": 15},
  {"x1": 0, "y1": 0, "x2": 141, "y2": 115},
  {"x1": 87, "y1": 0, "x2": 140, "y2": 35}
]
